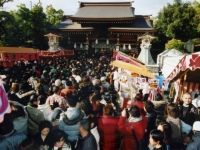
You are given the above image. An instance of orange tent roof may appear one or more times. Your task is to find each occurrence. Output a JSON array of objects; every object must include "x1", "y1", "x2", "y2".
[{"x1": 0, "y1": 47, "x2": 38, "y2": 53}]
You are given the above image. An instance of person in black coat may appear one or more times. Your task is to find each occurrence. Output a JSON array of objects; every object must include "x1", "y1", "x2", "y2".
[
  {"x1": 49, "y1": 129, "x2": 71, "y2": 150},
  {"x1": 149, "y1": 129, "x2": 166, "y2": 150},
  {"x1": 144, "y1": 101, "x2": 157, "y2": 147},
  {"x1": 34, "y1": 120, "x2": 52, "y2": 149},
  {"x1": 77, "y1": 119, "x2": 97, "y2": 150},
  {"x1": 144, "y1": 101, "x2": 157, "y2": 133},
  {"x1": 178, "y1": 93, "x2": 198, "y2": 126}
]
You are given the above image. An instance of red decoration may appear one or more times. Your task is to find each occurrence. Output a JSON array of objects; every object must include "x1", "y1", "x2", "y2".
[{"x1": 189, "y1": 54, "x2": 200, "y2": 70}]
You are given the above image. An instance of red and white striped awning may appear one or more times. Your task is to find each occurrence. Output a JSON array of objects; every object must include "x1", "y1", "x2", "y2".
[{"x1": 167, "y1": 52, "x2": 200, "y2": 81}]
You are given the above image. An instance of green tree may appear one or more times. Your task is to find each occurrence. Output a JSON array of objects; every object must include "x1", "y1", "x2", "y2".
[
  {"x1": 193, "y1": 1, "x2": 200, "y2": 33},
  {"x1": 46, "y1": 5, "x2": 64, "y2": 26},
  {"x1": 31, "y1": 4, "x2": 48, "y2": 49},
  {"x1": 155, "y1": 0, "x2": 198, "y2": 42},
  {"x1": 1, "y1": 3, "x2": 64, "y2": 49},
  {"x1": 11, "y1": 4, "x2": 33, "y2": 46},
  {"x1": 165, "y1": 38, "x2": 184, "y2": 50},
  {"x1": 10, "y1": 4, "x2": 48, "y2": 49},
  {"x1": 0, "y1": 11, "x2": 20, "y2": 46}
]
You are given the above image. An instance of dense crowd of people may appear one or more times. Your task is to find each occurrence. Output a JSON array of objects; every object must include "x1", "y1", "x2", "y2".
[{"x1": 0, "y1": 55, "x2": 200, "y2": 150}]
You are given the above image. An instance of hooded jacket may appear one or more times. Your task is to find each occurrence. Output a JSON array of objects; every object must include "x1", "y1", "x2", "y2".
[
  {"x1": 9, "y1": 101, "x2": 28, "y2": 134},
  {"x1": 25, "y1": 105, "x2": 45, "y2": 135},
  {"x1": 0, "y1": 130, "x2": 26, "y2": 150},
  {"x1": 59, "y1": 107, "x2": 85, "y2": 142}
]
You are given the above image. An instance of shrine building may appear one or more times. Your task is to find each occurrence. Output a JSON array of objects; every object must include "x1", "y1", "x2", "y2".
[{"x1": 53, "y1": 1, "x2": 155, "y2": 55}]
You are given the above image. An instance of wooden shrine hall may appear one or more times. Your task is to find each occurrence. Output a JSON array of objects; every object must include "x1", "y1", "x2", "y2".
[{"x1": 53, "y1": 1, "x2": 155, "y2": 55}]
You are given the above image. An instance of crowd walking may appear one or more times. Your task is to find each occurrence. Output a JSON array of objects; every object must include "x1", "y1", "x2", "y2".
[{"x1": 0, "y1": 55, "x2": 200, "y2": 150}]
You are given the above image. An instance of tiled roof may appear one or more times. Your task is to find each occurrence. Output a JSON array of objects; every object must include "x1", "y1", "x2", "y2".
[
  {"x1": 131, "y1": 16, "x2": 153, "y2": 28},
  {"x1": 72, "y1": 6, "x2": 134, "y2": 19},
  {"x1": 108, "y1": 16, "x2": 154, "y2": 30},
  {"x1": 56, "y1": 21, "x2": 93, "y2": 30}
]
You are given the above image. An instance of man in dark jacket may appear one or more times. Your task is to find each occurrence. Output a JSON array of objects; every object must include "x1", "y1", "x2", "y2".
[
  {"x1": 77, "y1": 119, "x2": 97, "y2": 150},
  {"x1": 178, "y1": 93, "x2": 198, "y2": 126}
]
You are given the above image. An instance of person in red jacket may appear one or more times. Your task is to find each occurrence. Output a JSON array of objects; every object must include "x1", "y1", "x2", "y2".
[
  {"x1": 131, "y1": 93, "x2": 145, "y2": 116},
  {"x1": 60, "y1": 80, "x2": 75, "y2": 97},
  {"x1": 128, "y1": 93, "x2": 146, "y2": 116},
  {"x1": 118, "y1": 105, "x2": 148, "y2": 150},
  {"x1": 97, "y1": 104, "x2": 120, "y2": 150}
]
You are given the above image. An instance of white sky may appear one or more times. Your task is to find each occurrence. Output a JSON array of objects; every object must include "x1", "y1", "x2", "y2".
[{"x1": 3, "y1": 0, "x2": 199, "y2": 16}]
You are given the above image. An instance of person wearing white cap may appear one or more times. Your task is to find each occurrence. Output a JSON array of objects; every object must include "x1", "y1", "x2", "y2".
[{"x1": 186, "y1": 121, "x2": 200, "y2": 150}]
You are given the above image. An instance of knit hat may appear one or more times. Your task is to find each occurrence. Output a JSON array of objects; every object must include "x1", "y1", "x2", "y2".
[
  {"x1": 193, "y1": 121, "x2": 200, "y2": 131},
  {"x1": 61, "y1": 80, "x2": 66, "y2": 86},
  {"x1": 55, "y1": 79, "x2": 62, "y2": 87},
  {"x1": 100, "y1": 76, "x2": 107, "y2": 82}
]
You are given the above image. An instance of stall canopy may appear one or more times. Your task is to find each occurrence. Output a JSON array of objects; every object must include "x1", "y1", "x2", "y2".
[
  {"x1": 157, "y1": 49, "x2": 184, "y2": 78},
  {"x1": 0, "y1": 47, "x2": 38, "y2": 67},
  {"x1": 112, "y1": 60, "x2": 154, "y2": 78},
  {"x1": 113, "y1": 51, "x2": 145, "y2": 68},
  {"x1": 112, "y1": 51, "x2": 154, "y2": 78},
  {"x1": 168, "y1": 52, "x2": 200, "y2": 82}
]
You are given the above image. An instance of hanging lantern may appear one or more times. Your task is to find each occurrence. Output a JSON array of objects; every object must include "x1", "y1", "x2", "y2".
[
  {"x1": 80, "y1": 43, "x2": 83, "y2": 49},
  {"x1": 74, "y1": 43, "x2": 77, "y2": 49},
  {"x1": 95, "y1": 39, "x2": 98, "y2": 44},
  {"x1": 116, "y1": 45, "x2": 119, "y2": 51},
  {"x1": 106, "y1": 39, "x2": 109, "y2": 45},
  {"x1": 123, "y1": 44, "x2": 126, "y2": 50},
  {"x1": 85, "y1": 44, "x2": 89, "y2": 50},
  {"x1": 128, "y1": 44, "x2": 131, "y2": 50}
]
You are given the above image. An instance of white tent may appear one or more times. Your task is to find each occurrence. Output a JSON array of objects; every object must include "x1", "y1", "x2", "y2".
[{"x1": 157, "y1": 49, "x2": 184, "y2": 78}]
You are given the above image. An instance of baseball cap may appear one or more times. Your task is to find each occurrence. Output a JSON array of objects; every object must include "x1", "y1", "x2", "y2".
[{"x1": 193, "y1": 121, "x2": 200, "y2": 131}]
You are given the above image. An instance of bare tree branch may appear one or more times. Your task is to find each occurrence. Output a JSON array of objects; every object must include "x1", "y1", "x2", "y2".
[{"x1": 0, "y1": 0, "x2": 13, "y2": 7}]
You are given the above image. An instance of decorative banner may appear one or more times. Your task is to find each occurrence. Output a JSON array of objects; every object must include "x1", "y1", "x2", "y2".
[
  {"x1": 189, "y1": 54, "x2": 200, "y2": 70},
  {"x1": 168, "y1": 52, "x2": 200, "y2": 81},
  {"x1": 114, "y1": 51, "x2": 145, "y2": 68},
  {"x1": 38, "y1": 50, "x2": 74, "y2": 58},
  {"x1": 0, "y1": 82, "x2": 11, "y2": 123}
]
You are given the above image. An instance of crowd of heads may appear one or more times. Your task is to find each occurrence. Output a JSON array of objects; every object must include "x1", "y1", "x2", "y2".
[{"x1": 0, "y1": 55, "x2": 200, "y2": 150}]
